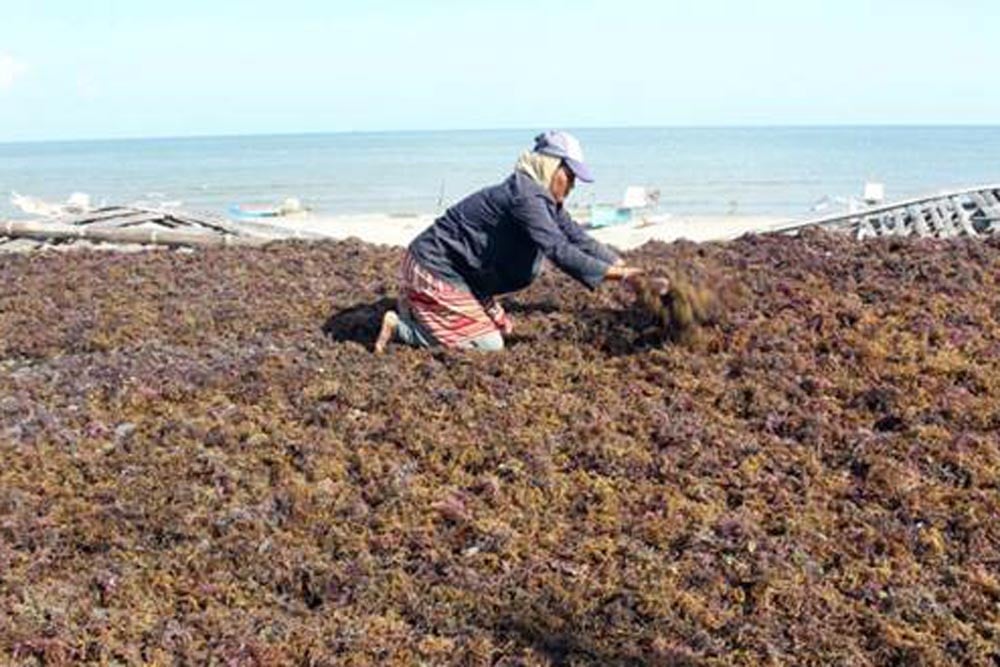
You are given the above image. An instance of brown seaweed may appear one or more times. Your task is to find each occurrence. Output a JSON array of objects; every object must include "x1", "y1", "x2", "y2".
[{"x1": 1, "y1": 233, "x2": 999, "y2": 665}]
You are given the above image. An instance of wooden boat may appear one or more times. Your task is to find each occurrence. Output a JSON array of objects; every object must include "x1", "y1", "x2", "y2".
[
  {"x1": 0, "y1": 205, "x2": 323, "y2": 252},
  {"x1": 770, "y1": 184, "x2": 1000, "y2": 240}
]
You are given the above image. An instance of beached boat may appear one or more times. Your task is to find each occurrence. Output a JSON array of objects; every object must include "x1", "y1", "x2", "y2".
[
  {"x1": 579, "y1": 186, "x2": 662, "y2": 229},
  {"x1": 772, "y1": 184, "x2": 1000, "y2": 240},
  {"x1": 0, "y1": 204, "x2": 323, "y2": 252},
  {"x1": 228, "y1": 197, "x2": 307, "y2": 220}
]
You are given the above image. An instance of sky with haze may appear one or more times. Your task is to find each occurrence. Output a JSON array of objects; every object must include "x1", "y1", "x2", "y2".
[{"x1": 0, "y1": 0, "x2": 996, "y2": 142}]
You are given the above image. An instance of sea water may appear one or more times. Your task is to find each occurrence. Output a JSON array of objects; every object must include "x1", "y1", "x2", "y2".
[{"x1": 1, "y1": 126, "x2": 998, "y2": 219}]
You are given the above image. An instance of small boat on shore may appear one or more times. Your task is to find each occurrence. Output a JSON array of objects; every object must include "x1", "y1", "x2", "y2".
[
  {"x1": 577, "y1": 186, "x2": 662, "y2": 229},
  {"x1": 772, "y1": 184, "x2": 1000, "y2": 240},
  {"x1": 228, "y1": 197, "x2": 308, "y2": 220}
]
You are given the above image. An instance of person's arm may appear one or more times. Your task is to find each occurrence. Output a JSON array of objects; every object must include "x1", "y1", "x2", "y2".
[
  {"x1": 511, "y1": 193, "x2": 613, "y2": 290},
  {"x1": 553, "y1": 207, "x2": 649, "y2": 287},
  {"x1": 554, "y1": 208, "x2": 621, "y2": 265}
]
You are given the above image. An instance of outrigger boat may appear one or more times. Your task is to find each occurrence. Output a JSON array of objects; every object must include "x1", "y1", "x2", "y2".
[
  {"x1": 771, "y1": 184, "x2": 1000, "y2": 240},
  {"x1": 576, "y1": 186, "x2": 664, "y2": 229}
]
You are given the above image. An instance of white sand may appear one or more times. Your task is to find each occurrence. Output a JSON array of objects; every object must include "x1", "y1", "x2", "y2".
[{"x1": 255, "y1": 212, "x2": 791, "y2": 250}]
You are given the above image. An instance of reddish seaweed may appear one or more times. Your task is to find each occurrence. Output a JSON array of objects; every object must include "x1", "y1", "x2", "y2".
[{"x1": 1, "y1": 232, "x2": 999, "y2": 665}]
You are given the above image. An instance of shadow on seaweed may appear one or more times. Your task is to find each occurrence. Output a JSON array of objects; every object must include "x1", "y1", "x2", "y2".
[
  {"x1": 503, "y1": 333, "x2": 540, "y2": 348},
  {"x1": 323, "y1": 298, "x2": 396, "y2": 345},
  {"x1": 322, "y1": 298, "x2": 672, "y2": 355},
  {"x1": 492, "y1": 594, "x2": 672, "y2": 667},
  {"x1": 573, "y1": 308, "x2": 680, "y2": 357},
  {"x1": 504, "y1": 300, "x2": 673, "y2": 356},
  {"x1": 504, "y1": 300, "x2": 563, "y2": 316}
]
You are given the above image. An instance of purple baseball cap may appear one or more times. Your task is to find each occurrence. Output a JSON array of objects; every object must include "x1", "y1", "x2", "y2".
[{"x1": 533, "y1": 130, "x2": 594, "y2": 183}]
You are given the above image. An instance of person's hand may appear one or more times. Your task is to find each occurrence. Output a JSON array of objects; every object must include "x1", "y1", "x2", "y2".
[
  {"x1": 622, "y1": 268, "x2": 644, "y2": 287},
  {"x1": 606, "y1": 264, "x2": 643, "y2": 282},
  {"x1": 484, "y1": 299, "x2": 512, "y2": 335},
  {"x1": 606, "y1": 265, "x2": 645, "y2": 292}
]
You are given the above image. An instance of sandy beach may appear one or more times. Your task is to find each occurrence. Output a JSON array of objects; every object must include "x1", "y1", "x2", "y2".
[{"x1": 257, "y1": 212, "x2": 791, "y2": 250}]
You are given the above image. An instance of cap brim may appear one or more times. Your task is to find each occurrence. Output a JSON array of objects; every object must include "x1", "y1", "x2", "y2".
[{"x1": 564, "y1": 157, "x2": 594, "y2": 183}]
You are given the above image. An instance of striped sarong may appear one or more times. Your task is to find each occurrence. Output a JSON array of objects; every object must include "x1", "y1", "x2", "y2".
[{"x1": 398, "y1": 252, "x2": 507, "y2": 348}]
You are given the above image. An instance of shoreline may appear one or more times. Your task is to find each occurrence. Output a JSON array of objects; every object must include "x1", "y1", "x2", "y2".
[
  {"x1": 0, "y1": 207, "x2": 794, "y2": 254},
  {"x1": 255, "y1": 212, "x2": 792, "y2": 250}
]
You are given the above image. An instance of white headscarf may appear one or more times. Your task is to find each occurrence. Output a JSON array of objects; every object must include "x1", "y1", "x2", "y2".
[{"x1": 514, "y1": 151, "x2": 562, "y2": 191}]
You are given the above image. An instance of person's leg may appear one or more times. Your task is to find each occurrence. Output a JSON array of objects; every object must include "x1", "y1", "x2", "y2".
[
  {"x1": 460, "y1": 330, "x2": 505, "y2": 352},
  {"x1": 376, "y1": 310, "x2": 503, "y2": 352},
  {"x1": 376, "y1": 253, "x2": 503, "y2": 353},
  {"x1": 374, "y1": 310, "x2": 398, "y2": 353},
  {"x1": 394, "y1": 312, "x2": 435, "y2": 347},
  {"x1": 374, "y1": 308, "x2": 436, "y2": 353}
]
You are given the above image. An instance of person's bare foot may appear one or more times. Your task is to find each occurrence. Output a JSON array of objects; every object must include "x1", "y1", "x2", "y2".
[{"x1": 374, "y1": 310, "x2": 399, "y2": 354}]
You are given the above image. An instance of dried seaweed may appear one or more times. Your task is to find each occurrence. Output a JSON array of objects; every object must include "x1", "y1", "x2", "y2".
[
  {"x1": 632, "y1": 273, "x2": 721, "y2": 343},
  {"x1": 1, "y1": 233, "x2": 999, "y2": 665}
]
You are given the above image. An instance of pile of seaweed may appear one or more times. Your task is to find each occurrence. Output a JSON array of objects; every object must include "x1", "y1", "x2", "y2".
[
  {"x1": 631, "y1": 272, "x2": 726, "y2": 344},
  {"x1": 1, "y1": 231, "x2": 998, "y2": 665}
]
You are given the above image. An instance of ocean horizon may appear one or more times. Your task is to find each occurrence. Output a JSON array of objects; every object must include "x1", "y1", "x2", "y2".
[{"x1": 2, "y1": 125, "x2": 999, "y2": 220}]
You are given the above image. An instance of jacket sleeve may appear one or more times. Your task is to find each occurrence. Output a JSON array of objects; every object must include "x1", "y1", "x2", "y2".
[
  {"x1": 511, "y1": 193, "x2": 612, "y2": 290},
  {"x1": 554, "y1": 208, "x2": 621, "y2": 265}
]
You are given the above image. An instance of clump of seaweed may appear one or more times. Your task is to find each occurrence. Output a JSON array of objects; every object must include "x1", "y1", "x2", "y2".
[{"x1": 632, "y1": 273, "x2": 720, "y2": 343}]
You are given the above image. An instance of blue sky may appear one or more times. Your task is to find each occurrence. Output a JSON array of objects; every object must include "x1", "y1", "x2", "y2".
[{"x1": 0, "y1": 0, "x2": 996, "y2": 141}]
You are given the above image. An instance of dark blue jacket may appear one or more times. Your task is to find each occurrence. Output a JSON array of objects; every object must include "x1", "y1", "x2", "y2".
[{"x1": 408, "y1": 171, "x2": 619, "y2": 300}]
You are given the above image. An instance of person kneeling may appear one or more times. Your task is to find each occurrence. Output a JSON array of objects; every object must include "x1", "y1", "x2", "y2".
[{"x1": 375, "y1": 131, "x2": 642, "y2": 353}]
